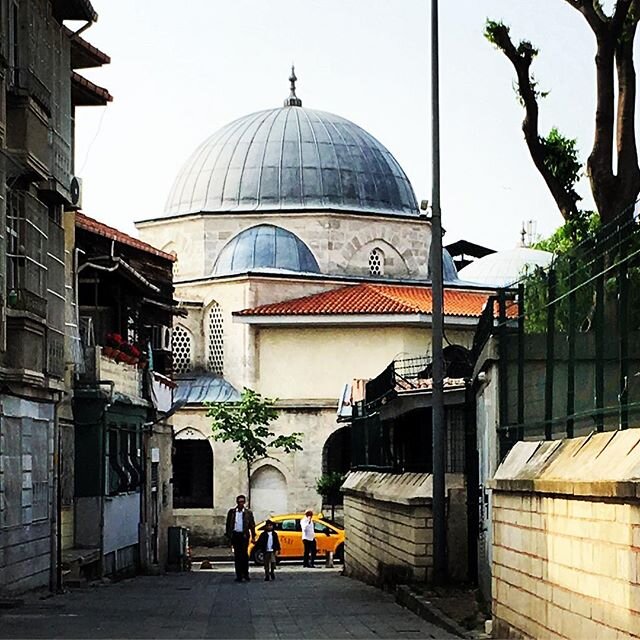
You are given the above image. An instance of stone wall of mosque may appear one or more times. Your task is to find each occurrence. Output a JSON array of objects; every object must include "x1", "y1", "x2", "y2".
[
  {"x1": 136, "y1": 211, "x2": 431, "y2": 282},
  {"x1": 490, "y1": 432, "x2": 640, "y2": 640},
  {"x1": 171, "y1": 405, "x2": 343, "y2": 544}
]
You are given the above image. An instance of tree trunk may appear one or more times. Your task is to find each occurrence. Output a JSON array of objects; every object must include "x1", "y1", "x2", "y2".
[{"x1": 247, "y1": 462, "x2": 251, "y2": 506}]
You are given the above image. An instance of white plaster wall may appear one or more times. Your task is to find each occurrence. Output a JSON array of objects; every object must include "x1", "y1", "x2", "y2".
[{"x1": 255, "y1": 325, "x2": 431, "y2": 399}]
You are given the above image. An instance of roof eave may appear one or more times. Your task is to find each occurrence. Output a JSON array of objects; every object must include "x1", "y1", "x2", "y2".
[{"x1": 233, "y1": 313, "x2": 480, "y2": 327}]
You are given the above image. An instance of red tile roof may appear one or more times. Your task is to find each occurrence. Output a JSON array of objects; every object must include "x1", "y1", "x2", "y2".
[
  {"x1": 76, "y1": 212, "x2": 176, "y2": 262},
  {"x1": 71, "y1": 71, "x2": 113, "y2": 105},
  {"x1": 234, "y1": 283, "x2": 503, "y2": 318}
]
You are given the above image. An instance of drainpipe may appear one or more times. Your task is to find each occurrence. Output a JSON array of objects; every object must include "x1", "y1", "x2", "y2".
[{"x1": 52, "y1": 391, "x2": 68, "y2": 593}]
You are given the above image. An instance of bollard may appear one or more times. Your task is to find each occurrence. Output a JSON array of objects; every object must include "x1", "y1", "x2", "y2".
[{"x1": 325, "y1": 551, "x2": 334, "y2": 568}]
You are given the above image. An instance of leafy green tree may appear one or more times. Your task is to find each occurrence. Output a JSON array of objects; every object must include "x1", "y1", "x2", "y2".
[
  {"x1": 208, "y1": 388, "x2": 303, "y2": 503},
  {"x1": 316, "y1": 472, "x2": 346, "y2": 523},
  {"x1": 485, "y1": 2, "x2": 640, "y2": 228}
]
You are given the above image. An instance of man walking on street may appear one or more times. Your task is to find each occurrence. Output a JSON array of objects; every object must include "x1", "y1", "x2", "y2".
[
  {"x1": 301, "y1": 509, "x2": 316, "y2": 568},
  {"x1": 225, "y1": 494, "x2": 256, "y2": 582}
]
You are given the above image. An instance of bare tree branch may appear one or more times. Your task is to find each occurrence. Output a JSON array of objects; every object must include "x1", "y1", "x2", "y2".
[
  {"x1": 486, "y1": 22, "x2": 581, "y2": 220},
  {"x1": 563, "y1": 0, "x2": 607, "y2": 35}
]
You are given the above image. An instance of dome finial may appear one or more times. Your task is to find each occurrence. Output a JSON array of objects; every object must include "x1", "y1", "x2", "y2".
[{"x1": 284, "y1": 64, "x2": 302, "y2": 107}]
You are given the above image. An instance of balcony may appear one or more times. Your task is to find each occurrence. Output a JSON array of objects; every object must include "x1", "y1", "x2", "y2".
[
  {"x1": 80, "y1": 346, "x2": 144, "y2": 400},
  {"x1": 6, "y1": 78, "x2": 51, "y2": 179}
]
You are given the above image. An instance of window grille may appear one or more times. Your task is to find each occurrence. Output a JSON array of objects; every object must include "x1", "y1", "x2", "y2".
[
  {"x1": 172, "y1": 325, "x2": 192, "y2": 375},
  {"x1": 207, "y1": 303, "x2": 224, "y2": 375},
  {"x1": 368, "y1": 248, "x2": 384, "y2": 276},
  {"x1": 6, "y1": 189, "x2": 47, "y2": 316}
]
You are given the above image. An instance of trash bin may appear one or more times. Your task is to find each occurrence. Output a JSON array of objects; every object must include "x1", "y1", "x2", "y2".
[{"x1": 167, "y1": 526, "x2": 190, "y2": 571}]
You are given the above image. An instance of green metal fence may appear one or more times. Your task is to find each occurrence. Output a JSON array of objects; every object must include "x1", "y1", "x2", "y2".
[{"x1": 492, "y1": 204, "x2": 640, "y2": 456}]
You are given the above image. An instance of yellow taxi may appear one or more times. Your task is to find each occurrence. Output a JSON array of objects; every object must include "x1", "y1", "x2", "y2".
[{"x1": 248, "y1": 513, "x2": 345, "y2": 565}]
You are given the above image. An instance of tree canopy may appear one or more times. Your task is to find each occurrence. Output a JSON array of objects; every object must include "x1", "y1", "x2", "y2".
[{"x1": 208, "y1": 388, "x2": 303, "y2": 499}]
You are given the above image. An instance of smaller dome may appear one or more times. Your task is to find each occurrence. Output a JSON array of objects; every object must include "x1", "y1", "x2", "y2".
[
  {"x1": 428, "y1": 248, "x2": 459, "y2": 283},
  {"x1": 213, "y1": 224, "x2": 320, "y2": 276},
  {"x1": 458, "y1": 247, "x2": 553, "y2": 287}
]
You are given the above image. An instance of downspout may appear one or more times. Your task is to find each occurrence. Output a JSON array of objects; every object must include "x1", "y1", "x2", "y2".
[{"x1": 52, "y1": 391, "x2": 68, "y2": 594}]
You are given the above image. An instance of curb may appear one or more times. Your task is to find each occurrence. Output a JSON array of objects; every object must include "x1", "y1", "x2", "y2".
[{"x1": 395, "y1": 585, "x2": 477, "y2": 639}]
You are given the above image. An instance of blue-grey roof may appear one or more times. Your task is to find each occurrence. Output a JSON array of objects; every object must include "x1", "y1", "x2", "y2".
[
  {"x1": 164, "y1": 106, "x2": 419, "y2": 217},
  {"x1": 174, "y1": 373, "x2": 240, "y2": 405},
  {"x1": 213, "y1": 224, "x2": 320, "y2": 275},
  {"x1": 428, "y1": 248, "x2": 459, "y2": 283}
]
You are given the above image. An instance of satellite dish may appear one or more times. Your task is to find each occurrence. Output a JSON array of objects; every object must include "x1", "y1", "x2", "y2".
[{"x1": 70, "y1": 177, "x2": 81, "y2": 206}]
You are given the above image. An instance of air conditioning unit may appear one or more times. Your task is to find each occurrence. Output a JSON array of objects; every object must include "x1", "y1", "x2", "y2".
[
  {"x1": 79, "y1": 316, "x2": 95, "y2": 347},
  {"x1": 151, "y1": 325, "x2": 172, "y2": 351},
  {"x1": 69, "y1": 176, "x2": 83, "y2": 209}
]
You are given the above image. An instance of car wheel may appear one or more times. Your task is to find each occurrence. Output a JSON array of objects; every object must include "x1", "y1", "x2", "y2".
[
  {"x1": 254, "y1": 549, "x2": 265, "y2": 566},
  {"x1": 335, "y1": 543, "x2": 344, "y2": 562}
]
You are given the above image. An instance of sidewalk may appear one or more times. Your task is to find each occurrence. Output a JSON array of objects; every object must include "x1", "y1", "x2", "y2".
[{"x1": 0, "y1": 562, "x2": 458, "y2": 639}]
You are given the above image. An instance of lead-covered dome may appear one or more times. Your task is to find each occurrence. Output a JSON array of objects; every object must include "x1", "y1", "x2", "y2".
[
  {"x1": 165, "y1": 106, "x2": 419, "y2": 217},
  {"x1": 213, "y1": 224, "x2": 320, "y2": 275}
]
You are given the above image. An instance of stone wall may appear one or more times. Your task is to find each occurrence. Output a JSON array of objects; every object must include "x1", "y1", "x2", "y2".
[
  {"x1": 137, "y1": 211, "x2": 431, "y2": 282},
  {"x1": 342, "y1": 471, "x2": 467, "y2": 585},
  {"x1": 490, "y1": 431, "x2": 640, "y2": 640}
]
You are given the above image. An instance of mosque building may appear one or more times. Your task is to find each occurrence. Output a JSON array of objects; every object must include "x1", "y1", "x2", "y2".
[{"x1": 136, "y1": 70, "x2": 491, "y2": 543}]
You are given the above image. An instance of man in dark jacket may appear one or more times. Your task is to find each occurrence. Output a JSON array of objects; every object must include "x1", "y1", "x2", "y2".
[
  {"x1": 225, "y1": 494, "x2": 256, "y2": 582},
  {"x1": 255, "y1": 519, "x2": 281, "y2": 581}
]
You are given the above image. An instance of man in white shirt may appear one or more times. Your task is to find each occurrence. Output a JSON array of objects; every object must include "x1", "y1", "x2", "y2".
[{"x1": 300, "y1": 510, "x2": 316, "y2": 568}]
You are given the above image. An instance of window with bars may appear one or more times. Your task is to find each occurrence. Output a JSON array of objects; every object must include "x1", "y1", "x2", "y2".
[
  {"x1": 368, "y1": 248, "x2": 384, "y2": 276},
  {"x1": 206, "y1": 303, "x2": 224, "y2": 375},
  {"x1": 6, "y1": 189, "x2": 48, "y2": 317},
  {"x1": 172, "y1": 325, "x2": 192, "y2": 375}
]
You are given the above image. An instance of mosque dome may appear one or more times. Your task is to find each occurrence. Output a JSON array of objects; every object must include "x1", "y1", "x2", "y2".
[
  {"x1": 458, "y1": 247, "x2": 553, "y2": 287},
  {"x1": 164, "y1": 72, "x2": 418, "y2": 217},
  {"x1": 213, "y1": 224, "x2": 320, "y2": 275},
  {"x1": 427, "y1": 247, "x2": 459, "y2": 283}
]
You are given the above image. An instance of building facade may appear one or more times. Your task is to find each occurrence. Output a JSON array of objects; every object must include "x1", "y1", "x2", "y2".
[{"x1": 0, "y1": 0, "x2": 112, "y2": 593}]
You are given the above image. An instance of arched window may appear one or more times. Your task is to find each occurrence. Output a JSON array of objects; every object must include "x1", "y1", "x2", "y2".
[
  {"x1": 172, "y1": 325, "x2": 192, "y2": 375},
  {"x1": 173, "y1": 437, "x2": 213, "y2": 508},
  {"x1": 207, "y1": 303, "x2": 224, "y2": 375},
  {"x1": 368, "y1": 248, "x2": 384, "y2": 276}
]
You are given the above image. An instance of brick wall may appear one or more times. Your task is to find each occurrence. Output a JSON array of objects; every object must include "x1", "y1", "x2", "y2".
[{"x1": 490, "y1": 432, "x2": 640, "y2": 640}]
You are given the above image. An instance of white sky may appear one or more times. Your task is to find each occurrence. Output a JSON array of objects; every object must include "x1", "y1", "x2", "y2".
[{"x1": 73, "y1": 1, "x2": 620, "y2": 250}]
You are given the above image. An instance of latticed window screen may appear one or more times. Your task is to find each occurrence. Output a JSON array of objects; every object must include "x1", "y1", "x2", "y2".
[
  {"x1": 172, "y1": 325, "x2": 192, "y2": 375},
  {"x1": 368, "y1": 248, "x2": 384, "y2": 276},
  {"x1": 207, "y1": 303, "x2": 224, "y2": 375}
]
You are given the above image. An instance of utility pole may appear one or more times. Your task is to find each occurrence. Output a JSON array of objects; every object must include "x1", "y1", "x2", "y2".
[{"x1": 430, "y1": 0, "x2": 447, "y2": 585}]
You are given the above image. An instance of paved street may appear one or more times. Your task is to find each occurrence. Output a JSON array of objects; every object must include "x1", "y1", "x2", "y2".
[{"x1": 0, "y1": 563, "x2": 456, "y2": 639}]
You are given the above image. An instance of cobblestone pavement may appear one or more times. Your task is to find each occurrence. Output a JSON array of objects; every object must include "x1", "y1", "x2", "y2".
[{"x1": 0, "y1": 563, "x2": 457, "y2": 639}]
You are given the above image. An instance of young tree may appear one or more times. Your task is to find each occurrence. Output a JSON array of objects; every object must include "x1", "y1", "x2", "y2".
[
  {"x1": 315, "y1": 472, "x2": 346, "y2": 523},
  {"x1": 486, "y1": 1, "x2": 640, "y2": 227},
  {"x1": 207, "y1": 388, "x2": 303, "y2": 504}
]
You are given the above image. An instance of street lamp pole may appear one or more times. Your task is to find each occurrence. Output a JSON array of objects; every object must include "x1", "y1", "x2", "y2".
[{"x1": 430, "y1": 0, "x2": 447, "y2": 585}]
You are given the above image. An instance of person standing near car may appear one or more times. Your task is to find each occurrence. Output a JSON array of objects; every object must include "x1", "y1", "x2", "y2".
[
  {"x1": 301, "y1": 509, "x2": 316, "y2": 568},
  {"x1": 255, "y1": 519, "x2": 280, "y2": 581},
  {"x1": 225, "y1": 494, "x2": 256, "y2": 582}
]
